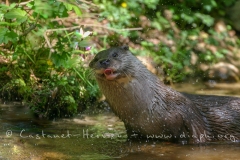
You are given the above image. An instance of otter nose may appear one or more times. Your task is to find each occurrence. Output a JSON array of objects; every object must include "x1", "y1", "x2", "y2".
[{"x1": 99, "y1": 59, "x2": 110, "y2": 67}]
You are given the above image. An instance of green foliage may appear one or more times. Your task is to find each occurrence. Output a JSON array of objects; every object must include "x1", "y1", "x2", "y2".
[
  {"x1": 0, "y1": 0, "x2": 99, "y2": 118},
  {"x1": 0, "y1": 78, "x2": 31, "y2": 101},
  {"x1": 1, "y1": 0, "x2": 240, "y2": 118},
  {"x1": 93, "y1": 0, "x2": 239, "y2": 82}
]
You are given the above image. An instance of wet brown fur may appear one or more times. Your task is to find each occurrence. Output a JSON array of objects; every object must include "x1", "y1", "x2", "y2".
[{"x1": 89, "y1": 46, "x2": 240, "y2": 143}]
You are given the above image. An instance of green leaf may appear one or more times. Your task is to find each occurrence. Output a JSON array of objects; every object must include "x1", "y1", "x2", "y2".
[
  {"x1": 222, "y1": 0, "x2": 236, "y2": 6},
  {"x1": 0, "y1": 28, "x2": 8, "y2": 43},
  {"x1": 210, "y1": 0, "x2": 217, "y2": 7},
  {"x1": 4, "y1": 8, "x2": 27, "y2": 23},
  {"x1": 0, "y1": 28, "x2": 18, "y2": 43},
  {"x1": 63, "y1": 2, "x2": 82, "y2": 16},
  {"x1": 0, "y1": 21, "x2": 21, "y2": 26},
  {"x1": 63, "y1": 2, "x2": 74, "y2": 10},
  {"x1": 9, "y1": 3, "x2": 17, "y2": 9},
  {"x1": 195, "y1": 13, "x2": 214, "y2": 27},
  {"x1": 57, "y1": 3, "x2": 68, "y2": 17},
  {"x1": 12, "y1": 52, "x2": 18, "y2": 61},
  {"x1": 203, "y1": 5, "x2": 212, "y2": 12},
  {"x1": 77, "y1": 40, "x2": 90, "y2": 47},
  {"x1": 0, "y1": 66, "x2": 8, "y2": 72},
  {"x1": 0, "y1": 4, "x2": 12, "y2": 14},
  {"x1": 26, "y1": 1, "x2": 34, "y2": 8},
  {"x1": 65, "y1": 57, "x2": 80, "y2": 69},
  {"x1": 181, "y1": 13, "x2": 194, "y2": 24},
  {"x1": 73, "y1": 6, "x2": 82, "y2": 16},
  {"x1": 33, "y1": 0, "x2": 53, "y2": 19},
  {"x1": 64, "y1": 95, "x2": 75, "y2": 104},
  {"x1": 5, "y1": 31, "x2": 18, "y2": 43}
]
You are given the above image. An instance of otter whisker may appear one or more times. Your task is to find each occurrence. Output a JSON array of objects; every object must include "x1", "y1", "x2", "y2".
[{"x1": 122, "y1": 70, "x2": 131, "y2": 81}]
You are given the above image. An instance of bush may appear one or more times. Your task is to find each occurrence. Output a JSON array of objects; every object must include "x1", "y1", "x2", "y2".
[{"x1": 0, "y1": 0, "x2": 99, "y2": 118}]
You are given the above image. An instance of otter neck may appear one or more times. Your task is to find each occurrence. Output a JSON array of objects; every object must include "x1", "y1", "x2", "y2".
[{"x1": 96, "y1": 69, "x2": 169, "y2": 121}]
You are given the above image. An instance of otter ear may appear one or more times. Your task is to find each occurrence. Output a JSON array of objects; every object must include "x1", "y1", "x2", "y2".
[{"x1": 121, "y1": 45, "x2": 129, "y2": 51}]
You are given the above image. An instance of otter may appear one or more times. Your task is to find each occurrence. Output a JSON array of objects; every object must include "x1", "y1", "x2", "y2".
[{"x1": 89, "y1": 46, "x2": 240, "y2": 143}]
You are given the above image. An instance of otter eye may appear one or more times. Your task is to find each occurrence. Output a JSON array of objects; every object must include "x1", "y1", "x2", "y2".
[{"x1": 112, "y1": 52, "x2": 118, "y2": 58}]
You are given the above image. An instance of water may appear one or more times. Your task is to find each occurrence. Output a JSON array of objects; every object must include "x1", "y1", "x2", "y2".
[
  {"x1": 1, "y1": 82, "x2": 240, "y2": 159},
  {"x1": 0, "y1": 104, "x2": 127, "y2": 159}
]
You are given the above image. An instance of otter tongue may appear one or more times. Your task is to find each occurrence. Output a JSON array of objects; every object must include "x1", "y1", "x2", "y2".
[
  {"x1": 104, "y1": 69, "x2": 113, "y2": 76},
  {"x1": 104, "y1": 69, "x2": 117, "y2": 80}
]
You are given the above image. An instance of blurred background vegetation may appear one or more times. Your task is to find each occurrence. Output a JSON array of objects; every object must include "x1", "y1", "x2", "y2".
[{"x1": 1, "y1": 0, "x2": 240, "y2": 118}]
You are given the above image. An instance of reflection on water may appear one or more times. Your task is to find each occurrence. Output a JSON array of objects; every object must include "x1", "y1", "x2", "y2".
[
  {"x1": 1, "y1": 83, "x2": 240, "y2": 159},
  {"x1": 173, "y1": 82, "x2": 240, "y2": 97}
]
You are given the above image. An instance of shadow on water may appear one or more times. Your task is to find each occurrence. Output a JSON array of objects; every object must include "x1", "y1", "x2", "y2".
[{"x1": 1, "y1": 82, "x2": 240, "y2": 159}]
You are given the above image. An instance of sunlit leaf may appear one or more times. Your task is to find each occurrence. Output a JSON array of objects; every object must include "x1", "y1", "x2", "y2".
[
  {"x1": 4, "y1": 8, "x2": 27, "y2": 23},
  {"x1": 63, "y1": 1, "x2": 82, "y2": 16},
  {"x1": 63, "y1": 2, "x2": 73, "y2": 10},
  {"x1": 0, "y1": 21, "x2": 20, "y2": 26},
  {"x1": 73, "y1": 6, "x2": 82, "y2": 16},
  {"x1": 26, "y1": 1, "x2": 34, "y2": 8},
  {"x1": 195, "y1": 13, "x2": 214, "y2": 27}
]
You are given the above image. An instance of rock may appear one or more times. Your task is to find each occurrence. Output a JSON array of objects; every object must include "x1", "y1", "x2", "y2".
[
  {"x1": 137, "y1": 56, "x2": 164, "y2": 77},
  {"x1": 208, "y1": 62, "x2": 239, "y2": 82},
  {"x1": 191, "y1": 52, "x2": 198, "y2": 65},
  {"x1": 199, "y1": 63, "x2": 209, "y2": 72},
  {"x1": 214, "y1": 20, "x2": 227, "y2": 33}
]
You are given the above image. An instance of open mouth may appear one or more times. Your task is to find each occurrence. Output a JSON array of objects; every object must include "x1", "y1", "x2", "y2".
[{"x1": 103, "y1": 68, "x2": 119, "y2": 80}]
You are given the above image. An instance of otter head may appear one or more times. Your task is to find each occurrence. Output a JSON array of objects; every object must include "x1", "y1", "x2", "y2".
[{"x1": 89, "y1": 45, "x2": 134, "y2": 81}]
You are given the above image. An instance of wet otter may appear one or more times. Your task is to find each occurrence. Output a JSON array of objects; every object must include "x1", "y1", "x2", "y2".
[{"x1": 89, "y1": 46, "x2": 240, "y2": 143}]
